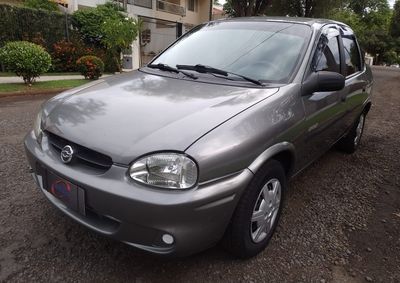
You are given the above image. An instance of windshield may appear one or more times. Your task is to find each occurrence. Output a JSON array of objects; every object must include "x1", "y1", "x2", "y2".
[{"x1": 152, "y1": 21, "x2": 312, "y2": 83}]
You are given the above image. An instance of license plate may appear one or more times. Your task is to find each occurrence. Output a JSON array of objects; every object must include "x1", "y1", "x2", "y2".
[{"x1": 46, "y1": 171, "x2": 80, "y2": 212}]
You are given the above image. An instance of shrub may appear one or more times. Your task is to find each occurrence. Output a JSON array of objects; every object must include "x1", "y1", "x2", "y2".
[
  {"x1": 76, "y1": 55, "x2": 104, "y2": 80},
  {"x1": 0, "y1": 41, "x2": 51, "y2": 84},
  {"x1": 52, "y1": 39, "x2": 94, "y2": 72},
  {"x1": 51, "y1": 38, "x2": 118, "y2": 73}
]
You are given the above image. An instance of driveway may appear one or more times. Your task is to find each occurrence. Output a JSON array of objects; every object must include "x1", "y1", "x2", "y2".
[{"x1": 0, "y1": 67, "x2": 399, "y2": 282}]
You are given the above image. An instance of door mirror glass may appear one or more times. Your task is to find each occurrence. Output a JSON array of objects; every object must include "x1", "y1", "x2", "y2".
[{"x1": 302, "y1": 71, "x2": 345, "y2": 95}]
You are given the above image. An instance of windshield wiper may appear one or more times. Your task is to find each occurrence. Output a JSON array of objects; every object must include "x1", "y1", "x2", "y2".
[
  {"x1": 176, "y1": 64, "x2": 264, "y2": 86},
  {"x1": 147, "y1": 63, "x2": 198, "y2": 79}
]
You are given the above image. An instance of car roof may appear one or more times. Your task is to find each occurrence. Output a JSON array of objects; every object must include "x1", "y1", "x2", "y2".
[{"x1": 213, "y1": 16, "x2": 352, "y2": 33}]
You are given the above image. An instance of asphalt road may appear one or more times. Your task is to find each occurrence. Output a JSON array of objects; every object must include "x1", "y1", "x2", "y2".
[{"x1": 0, "y1": 67, "x2": 399, "y2": 282}]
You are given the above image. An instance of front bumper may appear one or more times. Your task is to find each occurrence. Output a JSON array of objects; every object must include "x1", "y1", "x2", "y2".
[{"x1": 24, "y1": 131, "x2": 254, "y2": 256}]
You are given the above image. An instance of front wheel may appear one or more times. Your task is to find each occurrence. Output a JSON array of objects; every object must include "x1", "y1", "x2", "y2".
[
  {"x1": 222, "y1": 160, "x2": 286, "y2": 258},
  {"x1": 337, "y1": 112, "x2": 366, "y2": 154}
]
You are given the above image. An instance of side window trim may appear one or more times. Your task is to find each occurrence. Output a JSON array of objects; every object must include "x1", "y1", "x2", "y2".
[{"x1": 337, "y1": 32, "x2": 346, "y2": 76}]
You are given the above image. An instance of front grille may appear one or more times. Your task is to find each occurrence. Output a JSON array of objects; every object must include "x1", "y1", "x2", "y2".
[{"x1": 46, "y1": 131, "x2": 113, "y2": 171}]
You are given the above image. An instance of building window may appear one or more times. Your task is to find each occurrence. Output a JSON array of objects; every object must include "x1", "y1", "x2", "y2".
[
  {"x1": 157, "y1": 0, "x2": 186, "y2": 16},
  {"x1": 187, "y1": 0, "x2": 198, "y2": 12}
]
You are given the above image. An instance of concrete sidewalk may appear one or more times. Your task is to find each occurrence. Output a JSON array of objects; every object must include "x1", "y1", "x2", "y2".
[{"x1": 0, "y1": 74, "x2": 112, "y2": 83}]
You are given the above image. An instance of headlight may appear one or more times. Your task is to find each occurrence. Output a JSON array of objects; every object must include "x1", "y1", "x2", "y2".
[
  {"x1": 129, "y1": 153, "x2": 198, "y2": 189},
  {"x1": 33, "y1": 110, "x2": 43, "y2": 141}
]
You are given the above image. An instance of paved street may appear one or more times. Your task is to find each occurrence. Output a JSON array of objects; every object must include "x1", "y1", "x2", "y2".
[{"x1": 0, "y1": 67, "x2": 399, "y2": 282}]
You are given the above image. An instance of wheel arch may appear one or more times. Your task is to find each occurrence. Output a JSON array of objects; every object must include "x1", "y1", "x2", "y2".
[
  {"x1": 364, "y1": 101, "x2": 372, "y2": 114},
  {"x1": 248, "y1": 142, "x2": 296, "y2": 177}
]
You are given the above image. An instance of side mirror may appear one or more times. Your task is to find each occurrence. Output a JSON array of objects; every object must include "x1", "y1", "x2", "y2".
[{"x1": 302, "y1": 71, "x2": 345, "y2": 96}]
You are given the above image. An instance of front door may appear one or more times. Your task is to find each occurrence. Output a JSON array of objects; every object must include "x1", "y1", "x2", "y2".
[
  {"x1": 337, "y1": 34, "x2": 369, "y2": 134},
  {"x1": 297, "y1": 27, "x2": 345, "y2": 168}
]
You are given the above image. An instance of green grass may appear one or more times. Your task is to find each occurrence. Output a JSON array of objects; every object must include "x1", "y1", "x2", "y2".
[
  {"x1": 0, "y1": 72, "x2": 82, "y2": 77},
  {"x1": 0, "y1": 79, "x2": 88, "y2": 94}
]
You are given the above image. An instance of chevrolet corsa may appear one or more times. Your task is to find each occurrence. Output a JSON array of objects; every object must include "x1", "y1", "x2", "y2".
[{"x1": 25, "y1": 18, "x2": 373, "y2": 258}]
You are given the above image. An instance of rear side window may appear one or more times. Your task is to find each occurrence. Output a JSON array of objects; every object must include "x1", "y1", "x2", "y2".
[
  {"x1": 316, "y1": 36, "x2": 341, "y2": 73},
  {"x1": 342, "y1": 36, "x2": 361, "y2": 76}
]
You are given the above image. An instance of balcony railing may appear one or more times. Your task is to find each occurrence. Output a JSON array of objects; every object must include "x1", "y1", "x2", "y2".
[
  {"x1": 132, "y1": 0, "x2": 152, "y2": 8},
  {"x1": 157, "y1": 0, "x2": 185, "y2": 16}
]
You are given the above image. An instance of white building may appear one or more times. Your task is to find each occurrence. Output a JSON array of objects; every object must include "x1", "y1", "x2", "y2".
[
  {"x1": 67, "y1": 0, "x2": 212, "y2": 70},
  {"x1": 212, "y1": 3, "x2": 226, "y2": 20}
]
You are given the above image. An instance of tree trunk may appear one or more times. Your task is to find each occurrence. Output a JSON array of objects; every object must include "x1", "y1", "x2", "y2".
[
  {"x1": 247, "y1": 0, "x2": 256, "y2": 16},
  {"x1": 231, "y1": 0, "x2": 271, "y2": 17}
]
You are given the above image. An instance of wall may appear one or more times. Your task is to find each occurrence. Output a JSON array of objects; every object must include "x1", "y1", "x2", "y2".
[{"x1": 127, "y1": 0, "x2": 210, "y2": 25}]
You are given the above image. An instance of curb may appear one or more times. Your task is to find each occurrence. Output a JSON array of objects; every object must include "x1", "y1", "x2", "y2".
[{"x1": 0, "y1": 88, "x2": 68, "y2": 99}]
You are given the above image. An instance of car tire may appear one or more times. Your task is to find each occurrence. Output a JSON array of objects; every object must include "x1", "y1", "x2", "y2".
[
  {"x1": 336, "y1": 112, "x2": 366, "y2": 154},
  {"x1": 222, "y1": 159, "x2": 286, "y2": 259}
]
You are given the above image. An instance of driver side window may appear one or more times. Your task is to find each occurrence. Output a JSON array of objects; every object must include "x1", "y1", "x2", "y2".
[{"x1": 316, "y1": 36, "x2": 341, "y2": 74}]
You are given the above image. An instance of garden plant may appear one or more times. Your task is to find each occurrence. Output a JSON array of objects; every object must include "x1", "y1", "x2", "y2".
[{"x1": 0, "y1": 41, "x2": 51, "y2": 84}]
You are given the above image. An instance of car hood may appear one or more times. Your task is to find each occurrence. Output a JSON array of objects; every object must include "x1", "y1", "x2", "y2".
[{"x1": 44, "y1": 71, "x2": 279, "y2": 165}]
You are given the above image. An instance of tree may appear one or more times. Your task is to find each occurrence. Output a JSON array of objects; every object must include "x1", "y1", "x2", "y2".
[
  {"x1": 101, "y1": 17, "x2": 140, "y2": 71},
  {"x1": 268, "y1": 0, "x2": 314, "y2": 17},
  {"x1": 72, "y1": 3, "x2": 124, "y2": 44},
  {"x1": 223, "y1": 0, "x2": 346, "y2": 17},
  {"x1": 348, "y1": 0, "x2": 390, "y2": 16},
  {"x1": 361, "y1": 4, "x2": 392, "y2": 64},
  {"x1": 331, "y1": 0, "x2": 393, "y2": 64},
  {"x1": 383, "y1": 50, "x2": 399, "y2": 64},
  {"x1": 267, "y1": 0, "x2": 344, "y2": 18},
  {"x1": 223, "y1": 0, "x2": 272, "y2": 17},
  {"x1": 390, "y1": 0, "x2": 400, "y2": 37},
  {"x1": 72, "y1": 3, "x2": 140, "y2": 70}
]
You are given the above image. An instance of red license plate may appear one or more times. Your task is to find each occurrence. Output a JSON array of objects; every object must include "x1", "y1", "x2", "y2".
[{"x1": 46, "y1": 171, "x2": 79, "y2": 212}]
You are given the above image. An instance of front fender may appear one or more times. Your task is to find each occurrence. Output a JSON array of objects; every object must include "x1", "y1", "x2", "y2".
[
  {"x1": 185, "y1": 84, "x2": 303, "y2": 183},
  {"x1": 247, "y1": 142, "x2": 295, "y2": 175}
]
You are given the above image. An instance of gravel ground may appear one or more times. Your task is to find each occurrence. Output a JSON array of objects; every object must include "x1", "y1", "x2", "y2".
[{"x1": 0, "y1": 67, "x2": 399, "y2": 282}]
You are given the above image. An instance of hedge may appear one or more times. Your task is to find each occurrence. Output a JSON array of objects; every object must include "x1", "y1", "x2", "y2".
[
  {"x1": 0, "y1": 4, "x2": 69, "y2": 51},
  {"x1": 0, "y1": 4, "x2": 119, "y2": 73}
]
